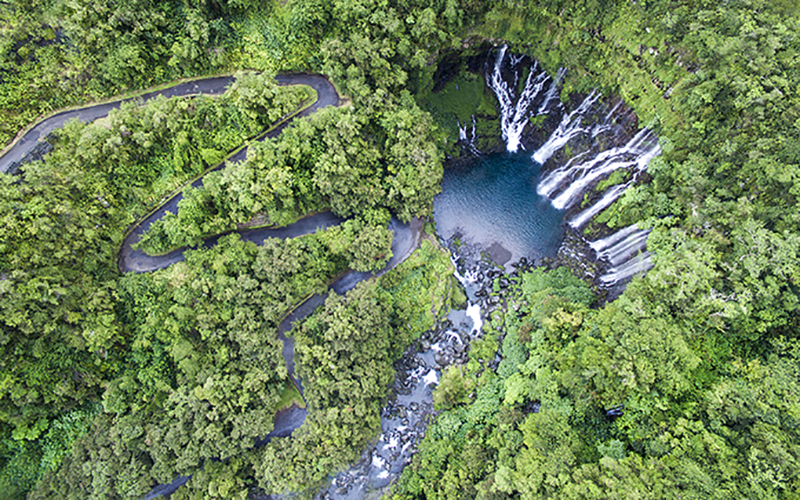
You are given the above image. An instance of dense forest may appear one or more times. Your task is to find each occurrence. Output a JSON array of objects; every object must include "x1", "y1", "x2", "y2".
[{"x1": 1, "y1": 0, "x2": 799, "y2": 499}]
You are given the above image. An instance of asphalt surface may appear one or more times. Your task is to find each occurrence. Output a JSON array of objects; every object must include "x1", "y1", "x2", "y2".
[
  {"x1": 0, "y1": 73, "x2": 424, "y2": 499},
  {"x1": 0, "y1": 76, "x2": 236, "y2": 174},
  {"x1": 118, "y1": 73, "x2": 341, "y2": 273}
]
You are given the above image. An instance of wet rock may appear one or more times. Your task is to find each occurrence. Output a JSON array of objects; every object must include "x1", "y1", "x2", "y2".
[{"x1": 409, "y1": 402, "x2": 419, "y2": 412}]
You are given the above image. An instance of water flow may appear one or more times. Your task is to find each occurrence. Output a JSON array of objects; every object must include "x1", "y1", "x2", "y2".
[
  {"x1": 451, "y1": 254, "x2": 484, "y2": 336},
  {"x1": 323, "y1": 252, "x2": 485, "y2": 499},
  {"x1": 539, "y1": 129, "x2": 660, "y2": 211},
  {"x1": 589, "y1": 224, "x2": 640, "y2": 253},
  {"x1": 593, "y1": 226, "x2": 650, "y2": 264},
  {"x1": 457, "y1": 115, "x2": 480, "y2": 156},
  {"x1": 487, "y1": 46, "x2": 553, "y2": 153},
  {"x1": 588, "y1": 225, "x2": 653, "y2": 286},
  {"x1": 538, "y1": 68, "x2": 565, "y2": 115},
  {"x1": 592, "y1": 101, "x2": 623, "y2": 138},
  {"x1": 569, "y1": 181, "x2": 630, "y2": 228},
  {"x1": 531, "y1": 91, "x2": 600, "y2": 165},
  {"x1": 600, "y1": 252, "x2": 653, "y2": 286}
]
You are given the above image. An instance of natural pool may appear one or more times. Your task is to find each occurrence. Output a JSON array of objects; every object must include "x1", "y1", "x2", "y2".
[{"x1": 433, "y1": 152, "x2": 566, "y2": 267}]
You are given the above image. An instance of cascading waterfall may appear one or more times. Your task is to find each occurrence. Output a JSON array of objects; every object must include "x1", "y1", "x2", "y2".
[
  {"x1": 588, "y1": 223, "x2": 640, "y2": 252},
  {"x1": 569, "y1": 181, "x2": 631, "y2": 229},
  {"x1": 457, "y1": 115, "x2": 480, "y2": 156},
  {"x1": 487, "y1": 45, "x2": 556, "y2": 153},
  {"x1": 537, "y1": 128, "x2": 661, "y2": 211},
  {"x1": 538, "y1": 67, "x2": 565, "y2": 115},
  {"x1": 592, "y1": 101, "x2": 623, "y2": 138},
  {"x1": 600, "y1": 252, "x2": 653, "y2": 286},
  {"x1": 450, "y1": 254, "x2": 484, "y2": 335},
  {"x1": 589, "y1": 225, "x2": 653, "y2": 286},
  {"x1": 531, "y1": 91, "x2": 600, "y2": 165},
  {"x1": 481, "y1": 46, "x2": 663, "y2": 292}
]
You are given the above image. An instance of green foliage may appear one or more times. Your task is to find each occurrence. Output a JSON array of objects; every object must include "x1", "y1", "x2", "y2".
[
  {"x1": 396, "y1": 262, "x2": 800, "y2": 499},
  {"x1": 0, "y1": 0, "x2": 241, "y2": 147},
  {"x1": 252, "y1": 239, "x2": 454, "y2": 495},
  {"x1": 29, "y1": 228, "x2": 352, "y2": 499},
  {"x1": 0, "y1": 75, "x2": 306, "y2": 439},
  {"x1": 433, "y1": 366, "x2": 472, "y2": 410},
  {"x1": 141, "y1": 91, "x2": 443, "y2": 253},
  {"x1": 4, "y1": 0, "x2": 800, "y2": 497},
  {"x1": 0, "y1": 406, "x2": 98, "y2": 500}
]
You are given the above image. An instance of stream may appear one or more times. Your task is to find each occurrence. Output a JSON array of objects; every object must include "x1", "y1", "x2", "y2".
[
  {"x1": 1, "y1": 46, "x2": 663, "y2": 499},
  {"x1": 318, "y1": 45, "x2": 664, "y2": 499}
]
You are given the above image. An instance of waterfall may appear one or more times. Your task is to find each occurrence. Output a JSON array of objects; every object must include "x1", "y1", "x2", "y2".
[
  {"x1": 449, "y1": 254, "x2": 483, "y2": 336},
  {"x1": 599, "y1": 252, "x2": 653, "y2": 286},
  {"x1": 538, "y1": 129, "x2": 660, "y2": 211},
  {"x1": 457, "y1": 115, "x2": 480, "y2": 156},
  {"x1": 588, "y1": 225, "x2": 653, "y2": 287},
  {"x1": 569, "y1": 181, "x2": 631, "y2": 228},
  {"x1": 592, "y1": 226, "x2": 650, "y2": 264},
  {"x1": 598, "y1": 230, "x2": 649, "y2": 266},
  {"x1": 531, "y1": 91, "x2": 600, "y2": 165},
  {"x1": 592, "y1": 101, "x2": 623, "y2": 138},
  {"x1": 486, "y1": 46, "x2": 553, "y2": 153},
  {"x1": 589, "y1": 224, "x2": 640, "y2": 253},
  {"x1": 538, "y1": 67, "x2": 565, "y2": 115}
]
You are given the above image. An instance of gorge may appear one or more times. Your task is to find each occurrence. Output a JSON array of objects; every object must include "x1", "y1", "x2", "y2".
[{"x1": 447, "y1": 45, "x2": 659, "y2": 290}]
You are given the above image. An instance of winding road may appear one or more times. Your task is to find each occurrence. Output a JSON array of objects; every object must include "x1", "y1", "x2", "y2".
[{"x1": 0, "y1": 73, "x2": 423, "y2": 499}]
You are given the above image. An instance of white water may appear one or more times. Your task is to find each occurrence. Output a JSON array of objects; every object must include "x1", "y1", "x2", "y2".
[
  {"x1": 592, "y1": 101, "x2": 623, "y2": 138},
  {"x1": 538, "y1": 67, "x2": 565, "y2": 115},
  {"x1": 600, "y1": 231, "x2": 649, "y2": 266},
  {"x1": 466, "y1": 302, "x2": 483, "y2": 336},
  {"x1": 589, "y1": 224, "x2": 640, "y2": 253},
  {"x1": 599, "y1": 252, "x2": 653, "y2": 286},
  {"x1": 538, "y1": 129, "x2": 660, "y2": 211},
  {"x1": 487, "y1": 46, "x2": 553, "y2": 153},
  {"x1": 458, "y1": 121, "x2": 467, "y2": 142},
  {"x1": 593, "y1": 226, "x2": 650, "y2": 264},
  {"x1": 569, "y1": 181, "x2": 630, "y2": 228},
  {"x1": 458, "y1": 115, "x2": 478, "y2": 149},
  {"x1": 531, "y1": 91, "x2": 600, "y2": 165},
  {"x1": 449, "y1": 254, "x2": 483, "y2": 336}
]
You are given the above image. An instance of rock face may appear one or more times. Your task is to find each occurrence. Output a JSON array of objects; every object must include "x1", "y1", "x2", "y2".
[{"x1": 321, "y1": 310, "x2": 478, "y2": 500}]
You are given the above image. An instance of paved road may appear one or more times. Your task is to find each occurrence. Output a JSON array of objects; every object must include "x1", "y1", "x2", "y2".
[
  {"x1": 0, "y1": 76, "x2": 236, "y2": 174},
  {"x1": 118, "y1": 74, "x2": 341, "y2": 273},
  {"x1": 0, "y1": 73, "x2": 423, "y2": 499}
]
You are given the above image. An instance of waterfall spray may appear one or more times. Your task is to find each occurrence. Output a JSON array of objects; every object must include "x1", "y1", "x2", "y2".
[
  {"x1": 569, "y1": 181, "x2": 631, "y2": 229},
  {"x1": 538, "y1": 67, "x2": 565, "y2": 115},
  {"x1": 537, "y1": 128, "x2": 660, "y2": 211},
  {"x1": 599, "y1": 252, "x2": 653, "y2": 286},
  {"x1": 486, "y1": 46, "x2": 553, "y2": 153},
  {"x1": 457, "y1": 115, "x2": 480, "y2": 156},
  {"x1": 589, "y1": 225, "x2": 653, "y2": 287}
]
